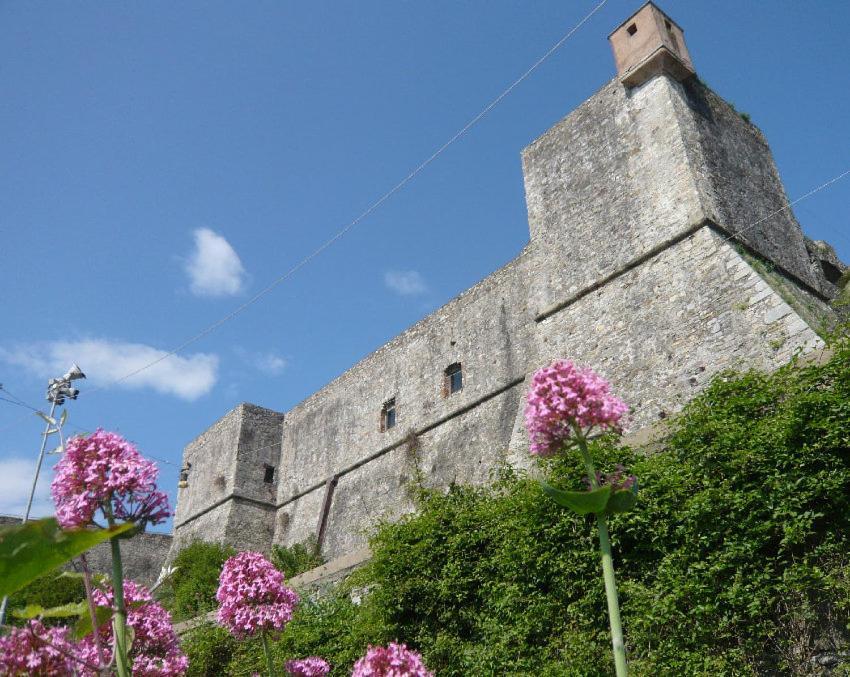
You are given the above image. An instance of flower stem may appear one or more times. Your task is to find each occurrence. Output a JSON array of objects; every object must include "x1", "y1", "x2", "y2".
[
  {"x1": 79, "y1": 554, "x2": 106, "y2": 670},
  {"x1": 261, "y1": 632, "x2": 275, "y2": 677},
  {"x1": 596, "y1": 513, "x2": 628, "y2": 676},
  {"x1": 106, "y1": 513, "x2": 131, "y2": 677},
  {"x1": 575, "y1": 431, "x2": 628, "y2": 676}
]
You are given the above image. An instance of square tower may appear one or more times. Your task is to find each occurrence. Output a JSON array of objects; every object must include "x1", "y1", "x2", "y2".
[{"x1": 609, "y1": 2, "x2": 694, "y2": 88}]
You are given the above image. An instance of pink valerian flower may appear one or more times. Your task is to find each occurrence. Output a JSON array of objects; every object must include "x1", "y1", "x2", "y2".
[
  {"x1": 525, "y1": 360, "x2": 628, "y2": 457},
  {"x1": 351, "y1": 643, "x2": 433, "y2": 677},
  {"x1": 51, "y1": 429, "x2": 170, "y2": 529},
  {"x1": 75, "y1": 580, "x2": 188, "y2": 676},
  {"x1": 216, "y1": 551, "x2": 300, "y2": 639},
  {"x1": 0, "y1": 620, "x2": 77, "y2": 676},
  {"x1": 285, "y1": 656, "x2": 331, "y2": 676}
]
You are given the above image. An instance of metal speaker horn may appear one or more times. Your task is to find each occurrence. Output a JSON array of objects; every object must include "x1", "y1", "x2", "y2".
[{"x1": 64, "y1": 364, "x2": 86, "y2": 381}]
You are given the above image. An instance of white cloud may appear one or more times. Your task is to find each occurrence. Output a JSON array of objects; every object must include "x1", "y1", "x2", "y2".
[
  {"x1": 384, "y1": 270, "x2": 428, "y2": 296},
  {"x1": 0, "y1": 457, "x2": 53, "y2": 519},
  {"x1": 234, "y1": 348, "x2": 287, "y2": 376},
  {"x1": 185, "y1": 228, "x2": 247, "y2": 297},
  {"x1": 0, "y1": 339, "x2": 219, "y2": 401}
]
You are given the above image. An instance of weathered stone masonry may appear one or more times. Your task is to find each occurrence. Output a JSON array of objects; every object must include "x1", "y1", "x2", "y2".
[{"x1": 170, "y1": 3, "x2": 846, "y2": 566}]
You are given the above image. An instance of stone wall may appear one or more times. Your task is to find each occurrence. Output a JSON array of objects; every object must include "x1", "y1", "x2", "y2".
[{"x1": 171, "y1": 403, "x2": 284, "y2": 555}]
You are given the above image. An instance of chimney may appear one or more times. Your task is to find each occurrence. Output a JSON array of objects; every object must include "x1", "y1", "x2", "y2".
[{"x1": 608, "y1": 2, "x2": 695, "y2": 88}]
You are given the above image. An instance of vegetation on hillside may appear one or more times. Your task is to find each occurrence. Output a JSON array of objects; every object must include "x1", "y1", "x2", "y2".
[{"x1": 177, "y1": 336, "x2": 850, "y2": 675}]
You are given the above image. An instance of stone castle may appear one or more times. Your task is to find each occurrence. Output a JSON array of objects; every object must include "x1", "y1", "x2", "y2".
[{"x1": 169, "y1": 2, "x2": 846, "y2": 566}]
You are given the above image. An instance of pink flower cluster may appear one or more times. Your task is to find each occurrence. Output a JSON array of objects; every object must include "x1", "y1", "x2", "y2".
[
  {"x1": 51, "y1": 429, "x2": 170, "y2": 529},
  {"x1": 216, "y1": 551, "x2": 299, "y2": 639},
  {"x1": 285, "y1": 656, "x2": 331, "y2": 676},
  {"x1": 525, "y1": 360, "x2": 628, "y2": 457},
  {"x1": 0, "y1": 620, "x2": 76, "y2": 676},
  {"x1": 351, "y1": 643, "x2": 433, "y2": 677},
  {"x1": 76, "y1": 580, "x2": 188, "y2": 676}
]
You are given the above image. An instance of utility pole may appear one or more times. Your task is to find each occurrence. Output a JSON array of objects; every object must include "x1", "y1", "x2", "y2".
[{"x1": 0, "y1": 364, "x2": 85, "y2": 627}]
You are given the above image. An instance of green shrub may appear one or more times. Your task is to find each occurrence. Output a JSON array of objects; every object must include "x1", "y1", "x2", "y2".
[
  {"x1": 271, "y1": 538, "x2": 324, "y2": 580},
  {"x1": 164, "y1": 540, "x2": 235, "y2": 622},
  {"x1": 6, "y1": 571, "x2": 86, "y2": 627},
  {"x1": 183, "y1": 338, "x2": 850, "y2": 675},
  {"x1": 180, "y1": 623, "x2": 239, "y2": 676}
]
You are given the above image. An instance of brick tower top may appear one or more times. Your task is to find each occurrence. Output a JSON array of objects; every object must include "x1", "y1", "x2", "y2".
[{"x1": 609, "y1": 2, "x2": 695, "y2": 87}]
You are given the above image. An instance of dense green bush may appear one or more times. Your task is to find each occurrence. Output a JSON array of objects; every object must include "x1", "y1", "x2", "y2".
[
  {"x1": 182, "y1": 339, "x2": 850, "y2": 675},
  {"x1": 163, "y1": 540, "x2": 236, "y2": 622},
  {"x1": 271, "y1": 538, "x2": 324, "y2": 580},
  {"x1": 6, "y1": 571, "x2": 86, "y2": 627}
]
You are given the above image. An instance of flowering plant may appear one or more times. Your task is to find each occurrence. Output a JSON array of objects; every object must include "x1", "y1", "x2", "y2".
[
  {"x1": 525, "y1": 360, "x2": 627, "y2": 456},
  {"x1": 285, "y1": 656, "x2": 331, "y2": 676},
  {"x1": 0, "y1": 620, "x2": 77, "y2": 676},
  {"x1": 0, "y1": 429, "x2": 180, "y2": 677},
  {"x1": 75, "y1": 580, "x2": 187, "y2": 676},
  {"x1": 216, "y1": 551, "x2": 300, "y2": 676},
  {"x1": 51, "y1": 429, "x2": 170, "y2": 531},
  {"x1": 351, "y1": 642, "x2": 433, "y2": 677},
  {"x1": 216, "y1": 551, "x2": 299, "y2": 639},
  {"x1": 526, "y1": 360, "x2": 633, "y2": 676}
]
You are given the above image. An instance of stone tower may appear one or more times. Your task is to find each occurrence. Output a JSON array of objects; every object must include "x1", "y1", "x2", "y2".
[
  {"x1": 171, "y1": 403, "x2": 284, "y2": 554},
  {"x1": 170, "y1": 3, "x2": 844, "y2": 566}
]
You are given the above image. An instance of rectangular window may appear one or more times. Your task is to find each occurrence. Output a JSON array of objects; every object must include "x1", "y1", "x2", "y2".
[
  {"x1": 263, "y1": 464, "x2": 275, "y2": 484},
  {"x1": 381, "y1": 398, "x2": 397, "y2": 431},
  {"x1": 445, "y1": 363, "x2": 463, "y2": 396}
]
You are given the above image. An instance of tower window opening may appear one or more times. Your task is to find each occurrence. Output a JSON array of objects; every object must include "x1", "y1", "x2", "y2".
[
  {"x1": 627, "y1": 23, "x2": 637, "y2": 36},
  {"x1": 444, "y1": 363, "x2": 463, "y2": 396},
  {"x1": 263, "y1": 464, "x2": 275, "y2": 484},
  {"x1": 664, "y1": 19, "x2": 680, "y2": 52},
  {"x1": 821, "y1": 260, "x2": 843, "y2": 285},
  {"x1": 381, "y1": 398, "x2": 397, "y2": 432}
]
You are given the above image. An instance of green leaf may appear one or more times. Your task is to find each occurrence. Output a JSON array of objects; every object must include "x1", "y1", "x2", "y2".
[
  {"x1": 12, "y1": 601, "x2": 88, "y2": 619},
  {"x1": 606, "y1": 487, "x2": 638, "y2": 514},
  {"x1": 36, "y1": 411, "x2": 57, "y2": 426},
  {"x1": 540, "y1": 482, "x2": 611, "y2": 515},
  {"x1": 57, "y1": 570, "x2": 108, "y2": 585},
  {"x1": 59, "y1": 409, "x2": 68, "y2": 427},
  {"x1": 73, "y1": 605, "x2": 112, "y2": 640},
  {"x1": 0, "y1": 518, "x2": 134, "y2": 598}
]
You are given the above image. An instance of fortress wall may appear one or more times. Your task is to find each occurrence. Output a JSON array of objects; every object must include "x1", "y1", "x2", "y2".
[
  {"x1": 276, "y1": 382, "x2": 525, "y2": 558},
  {"x1": 275, "y1": 489, "x2": 326, "y2": 555},
  {"x1": 536, "y1": 226, "x2": 824, "y2": 432},
  {"x1": 277, "y1": 224, "x2": 829, "y2": 559},
  {"x1": 274, "y1": 251, "x2": 535, "y2": 511},
  {"x1": 78, "y1": 532, "x2": 173, "y2": 588},
  {"x1": 169, "y1": 501, "x2": 234, "y2": 554},
  {"x1": 231, "y1": 404, "x2": 285, "y2": 506},
  {"x1": 522, "y1": 75, "x2": 706, "y2": 314},
  {"x1": 223, "y1": 499, "x2": 276, "y2": 554},
  {"x1": 673, "y1": 79, "x2": 824, "y2": 294},
  {"x1": 172, "y1": 405, "x2": 243, "y2": 527}
]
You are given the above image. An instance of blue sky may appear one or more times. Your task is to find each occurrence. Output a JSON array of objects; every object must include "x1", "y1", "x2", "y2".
[{"x1": 1, "y1": 1, "x2": 848, "y2": 530}]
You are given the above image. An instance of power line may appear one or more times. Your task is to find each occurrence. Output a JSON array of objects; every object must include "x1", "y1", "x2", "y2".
[
  {"x1": 84, "y1": 0, "x2": 611, "y2": 397},
  {"x1": 0, "y1": 396, "x2": 34, "y2": 410}
]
